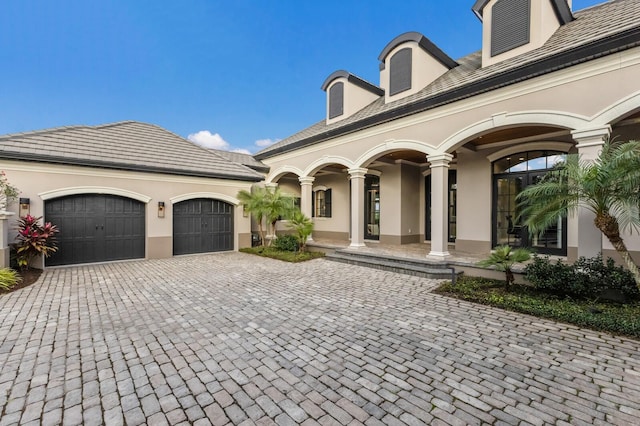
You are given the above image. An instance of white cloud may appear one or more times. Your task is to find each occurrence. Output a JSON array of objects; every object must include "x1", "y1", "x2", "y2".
[
  {"x1": 255, "y1": 138, "x2": 280, "y2": 148},
  {"x1": 232, "y1": 148, "x2": 252, "y2": 155},
  {"x1": 187, "y1": 130, "x2": 230, "y2": 150}
]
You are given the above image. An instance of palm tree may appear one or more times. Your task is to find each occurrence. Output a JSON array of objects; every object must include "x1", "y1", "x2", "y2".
[
  {"x1": 478, "y1": 245, "x2": 531, "y2": 289},
  {"x1": 263, "y1": 187, "x2": 295, "y2": 245},
  {"x1": 237, "y1": 187, "x2": 269, "y2": 247},
  {"x1": 516, "y1": 140, "x2": 640, "y2": 288},
  {"x1": 287, "y1": 210, "x2": 314, "y2": 252}
]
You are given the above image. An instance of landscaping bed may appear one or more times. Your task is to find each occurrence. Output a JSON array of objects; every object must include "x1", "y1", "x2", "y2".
[
  {"x1": 240, "y1": 247, "x2": 325, "y2": 263},
  {"x1": 435, "y1": 275, "x2": 640, "y2": 339},
  {"x1": 0, "y1": 268, "x2": 42, "y2": 295}
]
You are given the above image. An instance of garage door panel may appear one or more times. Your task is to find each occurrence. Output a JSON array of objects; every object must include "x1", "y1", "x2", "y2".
[
  {"x1": 173, "y1": 198, "x2": 233, "y2": 255},
  {"x1": 45, "y1": 194, "x2": 145, "y2": 266}
]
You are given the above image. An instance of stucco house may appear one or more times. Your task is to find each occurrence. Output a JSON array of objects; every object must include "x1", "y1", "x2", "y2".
[
  {"x1": 0, "y1": 121, "x2": 262, "y2": 266},
  {"x1": 254, "y1": 0, "x2": 640, "y2": 263}
]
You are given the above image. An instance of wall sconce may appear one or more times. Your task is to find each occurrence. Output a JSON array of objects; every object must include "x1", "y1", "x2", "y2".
[
  {"x1": 158, "y1": 201, "x2": 165, "y2": 218},
  {"x1": 19, "y1": 198, "x2": 30, "y2": 217},
  {"x1": 242, "y1": 205, "x2": 249, "y2": 218}
]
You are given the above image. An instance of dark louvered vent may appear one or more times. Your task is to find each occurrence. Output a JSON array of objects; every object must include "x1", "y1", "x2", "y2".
[
  {"x1": 390, "y1": 48, "x2": 412, "y2": 96},
  {"x1": 491, "y1": 0, "x2": 531, "y2": 57},
  {"x1": 329, "y1": 82, "x2": 344, "y2": 119}
]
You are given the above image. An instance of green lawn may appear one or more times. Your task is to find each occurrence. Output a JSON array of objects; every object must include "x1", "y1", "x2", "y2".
[
  {"x1": 435, "y1": 276, "x2": 640, "y2": 339},
  {"x1": 240, "y1": 247, "x2": 325, "y2": 263}
]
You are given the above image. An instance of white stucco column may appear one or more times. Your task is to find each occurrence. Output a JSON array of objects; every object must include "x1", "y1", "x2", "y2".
[
  {"x1": 299, "y1": 176, "x2": 315, "y2": 242},
  {"x1": 0, "y1": 211, "x2": 15, "y2": 268},
  {"x1": 264, "y1": 182, "x2": 278, "y2": 241},
  {"x1": 571, "y1": 125, "x2": 610, "y2": 259},
  {"x1": 427, "y1": 153, "x2": 453, "y2": 259},
  {"x1": 348, "y1": 168, "x2": 368, "y2": 248}
]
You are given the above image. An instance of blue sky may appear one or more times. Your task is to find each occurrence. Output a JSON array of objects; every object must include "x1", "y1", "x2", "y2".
[{"x1": 1, "y1": 0, "x2": 604, "y2": 154}]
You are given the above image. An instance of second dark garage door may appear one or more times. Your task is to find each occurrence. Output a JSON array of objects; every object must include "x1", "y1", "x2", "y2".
[
  {"x1": 173, "y1": 198, "x2": 234, "y2": 255},
  {"x1": 45, "y1": 194, "x2": 146, "y2": 266}
]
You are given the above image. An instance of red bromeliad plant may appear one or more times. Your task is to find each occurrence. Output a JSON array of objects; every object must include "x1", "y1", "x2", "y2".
[{"x1": 15, "y1": 215, "x2": 59, "y2": 269}]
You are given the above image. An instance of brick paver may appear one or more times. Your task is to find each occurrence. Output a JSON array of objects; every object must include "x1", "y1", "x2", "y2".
[{"x1": 1, "y1": 252, "x2": 639, "y2": 424}]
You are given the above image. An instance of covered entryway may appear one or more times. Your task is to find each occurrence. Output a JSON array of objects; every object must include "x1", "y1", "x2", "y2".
[
  {"x1": 45, "y1": 194, "x2": 146, "y2": 266},
  {"x1": 173, "y1": 198, "x2": 233, "y2": 255}
]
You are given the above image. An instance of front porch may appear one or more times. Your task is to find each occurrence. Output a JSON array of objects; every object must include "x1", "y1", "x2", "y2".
[{"x1": 306, "y1": 237, "x2": 529, "y2": 282}]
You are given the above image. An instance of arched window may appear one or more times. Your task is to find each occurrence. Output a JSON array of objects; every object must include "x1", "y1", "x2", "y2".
[
  {"x1": 389, "y1": 48, "x2": 412, "y2": 96},
  {"x1": 329, "y1": 83, "x2": 344, "y2": 119},
  {"x1": 491, "y1": 0, "x2": 531, "y2": 57},
  {"x1": 493, "y1": 151, "x2": 567, "y2": 255}
]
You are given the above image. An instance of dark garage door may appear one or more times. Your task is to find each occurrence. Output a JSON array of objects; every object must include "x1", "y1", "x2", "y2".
[
  {"x1": 173, "y1": 198, "x2": 233, "y2": 255},
  {"x1": 45, "y1": 194, "x2": 146, "y2": 266}
]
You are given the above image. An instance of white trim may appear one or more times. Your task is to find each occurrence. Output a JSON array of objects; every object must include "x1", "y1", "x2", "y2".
[
  {"x1": 356, "y1": 139, "x2": 434, "y2": 168},
  {"x1": 170, "y1": 193, "x2": 240, "y2": 206},
  {"x1": 39, "y1": 186, "x2": 152, "y2": 203},
  {"x1": 591, "y1": 89, "x2": 640, "y2": 125},
  {"x1": 312, "y1": 185, "x2": 328, "y2": 192},
  {"x1": 439, "y1": 110, "x2": 590, "y2": 153},
  {"x1": 303, "y1": 155, "x2": 355, "y2": 177},
  {"x1": 486, "y1": 141, "x2": 573, "y2": 163},
  {"x1": 265, "y1": 166, "x2": 303, "y2": 184}
]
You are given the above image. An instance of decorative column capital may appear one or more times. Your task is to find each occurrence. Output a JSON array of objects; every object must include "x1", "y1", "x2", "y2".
[
  {"x1": 0, "y1": 211, "x2": 15, "y2": 220},
  {"x1": 298, "y1": 176, "x2": 315, "y2": 186},
  {"x1": 571, "y1": 125, "x2": 611, "y2": 148},
  {"x1": 265, "y1": 182, "x2": 278, "y2": 189},
  {"x1": 348, "y1": 168, "x2": 368, "y2": 179},
  {"x1": 427, "y1": 153, "x2": 453, "y2": 168}
]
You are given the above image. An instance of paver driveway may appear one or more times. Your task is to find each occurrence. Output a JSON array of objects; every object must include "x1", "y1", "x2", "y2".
[{"x1": 1, "y1": 253, "x2": 639, "y2": 425}]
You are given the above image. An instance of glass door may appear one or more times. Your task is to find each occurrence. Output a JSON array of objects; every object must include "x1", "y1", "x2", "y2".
[
  {"x1": 364, "y1": 175, "x2": 380, "y2": 240},
  {"x1": 425, "y1": 171, "x2": 457, "y2": 242},
  {"x1": 492, "y1": 151, "x2": 567, "y2": 256}
]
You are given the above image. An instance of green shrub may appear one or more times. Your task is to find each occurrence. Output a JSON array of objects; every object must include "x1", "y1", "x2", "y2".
[
  {"x1": 524, "y1": 254, "x2": 639, "y2": 301},
  {"x1": 273, "y1": 234, "x2": 299, "y2": 252},
  {"x1": 0, "y1": 268, "x2": 21, "y2": 291},
  {"x1": 435, "y1": 276, "x2": 640, "y2": 338}
]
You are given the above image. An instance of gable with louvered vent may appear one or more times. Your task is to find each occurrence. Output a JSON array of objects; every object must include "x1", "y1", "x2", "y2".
[
  {"x1": 491, "y1": 0, "x2": 531, "y2": 57},
  {"x1": 390, "y1": 48, "x2": 412, "y2": 96},
  {"x1": 329, "y1": 82, "x2": 344, "y2": 119}
]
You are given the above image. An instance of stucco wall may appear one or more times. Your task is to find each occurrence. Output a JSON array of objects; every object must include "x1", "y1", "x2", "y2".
[{"x1": 1, "y1": 160, "x2": 253, "y2": 262}]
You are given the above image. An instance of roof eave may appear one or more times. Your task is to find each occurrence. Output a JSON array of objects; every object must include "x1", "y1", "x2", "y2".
[
  {"x1": 256, "y1": 26, "x2": 640, "y2": 160},
  {"x1": 0, "y1": 153, "x2": 264, "y2": 182}
]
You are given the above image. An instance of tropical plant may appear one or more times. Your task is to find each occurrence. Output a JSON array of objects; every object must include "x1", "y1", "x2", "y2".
[
  {"x1": 287, "y1": 210, "x2": 314, "y2": 252},
  {"x1": 477, "y1": 245, "x2": 531, "y2": 289},
  {"x1": 516, "y1": 140, "x2": 640, "y2": 288},
  {"x1": 0, "y1": 267, "x2": 21, "y2": 291},
  {"x1": 237, "y1": 186, "x2": 296, "y2": 247},
  {"x1": 264, "y1": 187, "x2": 295, "y2": 245},
  {"x1": 0, "y1": 171, "x2": 19, "y2": 210},
  {"x1": 15, "y1": 215, "x2": 59, "y2": 269},
  {"x1": 237, "y1": 187, "x2": 269, "y2": 247}
]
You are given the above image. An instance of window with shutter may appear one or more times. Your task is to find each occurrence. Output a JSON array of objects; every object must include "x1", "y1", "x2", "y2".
[
  {"x1": 314, "y1": 189, "x2": 332, "y2": 218},
  {"x1": 491, "y1": 0, "x2": 531, "y2": 57}
]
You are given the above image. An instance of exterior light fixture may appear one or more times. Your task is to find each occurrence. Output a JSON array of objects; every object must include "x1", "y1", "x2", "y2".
[
  {"x1": 19, "y1": 198, "x2": 30, "y2": 217},
  {"x1": 158, "y1": 201, "x2": 165, "y2": 218},
  {"x1": 242, "y1": 205, "x2": 249, "y2": 218}
]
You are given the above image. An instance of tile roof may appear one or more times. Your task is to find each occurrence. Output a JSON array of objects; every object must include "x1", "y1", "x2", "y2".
[
  {"x1": 256, "y1": 0, "x2": 640, "y2": 159},
  {"x1": 213, "y1": 150, "x2": 270, "y2": 173},
  {"x1": 0, "y1": 121, "x2": 263, "y2": 181}
]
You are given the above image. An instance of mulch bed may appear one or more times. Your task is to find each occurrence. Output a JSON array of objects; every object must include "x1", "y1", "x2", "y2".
[{"x1": 0, "y1": 269, "x2": 42, "y2": 294}]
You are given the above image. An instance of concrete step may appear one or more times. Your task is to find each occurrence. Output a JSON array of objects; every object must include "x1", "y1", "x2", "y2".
[{"x1": 326, "y1": 250, "x2": 462, "y2": 281}]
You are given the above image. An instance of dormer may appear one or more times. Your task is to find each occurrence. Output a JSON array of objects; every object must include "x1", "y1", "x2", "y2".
[
  {"x1": 472, "y1": 0, "x2": 574, "y2": 67},
  {"x1": 321, "y1": 71, "x2": 383, "y2": 125},
  {"x1": 378, "y1": 32, "x2": 458, "y2": 104}
]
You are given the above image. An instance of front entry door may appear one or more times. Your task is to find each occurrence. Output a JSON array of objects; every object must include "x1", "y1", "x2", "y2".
[{"x1": 493, "y1": 171, "x2": 566, "y2": 255}]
